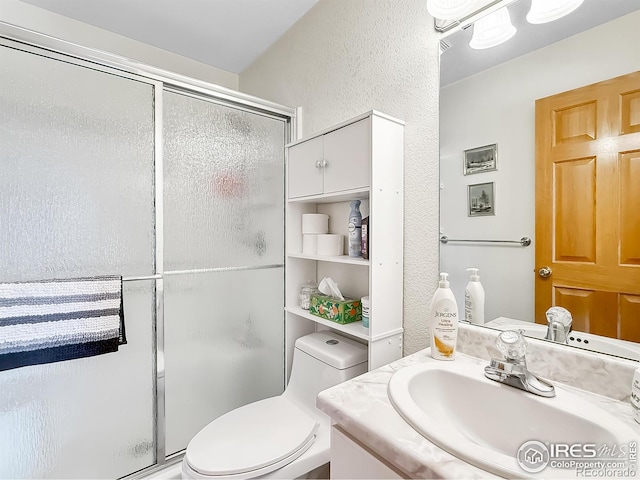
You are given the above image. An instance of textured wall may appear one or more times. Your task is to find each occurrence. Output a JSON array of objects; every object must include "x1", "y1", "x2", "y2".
[{"x1": 240, "y1": 0, "x2": 440, "y2": 354}]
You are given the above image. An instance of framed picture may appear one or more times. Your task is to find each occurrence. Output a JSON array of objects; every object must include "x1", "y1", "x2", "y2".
[
  {"x1": 464, "y1": 143, "x2": 497, "y2": 175},
  {"x1": 468, "y1": 182, "x2": 495, "y2": 217}
]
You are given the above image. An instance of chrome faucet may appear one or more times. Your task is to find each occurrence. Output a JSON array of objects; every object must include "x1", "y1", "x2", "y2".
[
  {"x1": 545, "y1": 306, "x2": 573, "y2": 344},
  {"x1": 484, "y1": 330, "x2": 555, "y2": 397}
]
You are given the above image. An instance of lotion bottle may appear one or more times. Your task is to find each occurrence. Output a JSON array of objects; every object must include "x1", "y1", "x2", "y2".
[
  {"x1": 464, "y1": 268, "x2": 485, "y2": 325},
  {"x1": 430, "y1": 273, "x2": 459, "y2": 360}
]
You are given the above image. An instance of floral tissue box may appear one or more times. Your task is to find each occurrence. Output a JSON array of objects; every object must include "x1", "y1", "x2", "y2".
[{"x1": 309, "y1": 294, "x2": 362, "y2": 324}]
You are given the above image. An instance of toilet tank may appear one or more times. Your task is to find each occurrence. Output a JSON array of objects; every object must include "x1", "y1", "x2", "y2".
[{"x1": 283, "y1": 331, "x2": 368, "y2": 412}]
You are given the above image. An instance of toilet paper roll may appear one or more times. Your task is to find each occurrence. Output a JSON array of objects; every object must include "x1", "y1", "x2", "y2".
[
  {"x1": 302, "y1": 234, "x2": 318, "y2": 255},
  {"x1": 317, "y1": 234, "x2": 344, "y2": 256},
  {"x1": 302, "y1": 214, "x2": 329, "y2": 234}
]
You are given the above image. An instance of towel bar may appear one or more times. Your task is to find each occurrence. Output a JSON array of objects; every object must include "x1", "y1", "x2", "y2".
[{"x1": 440, "y1": 235, "x2": 531, "y2": 247}]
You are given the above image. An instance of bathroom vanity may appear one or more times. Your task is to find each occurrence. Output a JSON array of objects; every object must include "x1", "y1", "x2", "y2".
[{"x1": 318, "y1": 323, "x2": 640, "y2": 479}]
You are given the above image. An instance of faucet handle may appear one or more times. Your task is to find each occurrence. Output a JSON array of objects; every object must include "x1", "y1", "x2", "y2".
[
  {"x1": 495, "y1": 330, "x2": 527, "y2": 362},
  {"x1": 545, "y1": 306, "x2": 572, "y2": 327}
]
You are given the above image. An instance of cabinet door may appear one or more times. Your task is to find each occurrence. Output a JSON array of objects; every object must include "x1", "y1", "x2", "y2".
[
  {"x1": 288, "y1": 136, "x2": 324, "y2": 198},
  {"x1": 331, "y1": 427, "x2": 405, "y2": 479},
  {"x1": 323, "y1": 117, "x2": 371, "y2": 194}
]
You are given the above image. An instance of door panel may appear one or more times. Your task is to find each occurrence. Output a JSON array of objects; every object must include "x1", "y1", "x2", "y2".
[
  {"x1": 0, "y1": 45, "x2": 155, "y2": 478},
  {"x1": 288, "y1": 136, "x2": 324, "y2": 198},
  {"x1": 554, "y1": 288, "x2": 618, "y2": 339},
  {"x1": 553, "y1": 157, "x2": 596, "y2": 263},
  {"x1": 163, "y1": 91, "x2": 286, "y2": 455},
  {"x1": 553, "y1": 101, "x2": 597, "y2": 145},
  {"x1": 536, "y1": 71, "x2": 640, "y2": 342},
  {"x1": 323, "y1": 117, "x2": 371, "y2": 193},
  {"x1": 163, "y1": 91, "x2": 285, "y2": 271},
  {"x1": 620, "y1": 294, "x2": 640, "y2": 342},
  {"x1": 621, "y1": 89, "x2": 640, "y2": 134},
  {"x1": 164, "y1": 269, "x2": 284, "y2": 455},
  {"x1": 619, "y1": 150, "x2": 640, "y2": 265}
]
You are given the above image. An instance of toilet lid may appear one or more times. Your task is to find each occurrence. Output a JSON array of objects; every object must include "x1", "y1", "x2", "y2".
[{"x1": 185, "y1": 397, "x2": 319, "y2": 477}]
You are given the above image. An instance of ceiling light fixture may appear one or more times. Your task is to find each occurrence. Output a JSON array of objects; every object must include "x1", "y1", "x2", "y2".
[
  {"x1": 427, "y1": 0, "x2": 478, "y2": 20},
  {"x1": 526, "y1": 0, "x2": 584, "y2": 24},
  {"x1": 469, "y1": 6, "x2": 516, "y2": 50}
]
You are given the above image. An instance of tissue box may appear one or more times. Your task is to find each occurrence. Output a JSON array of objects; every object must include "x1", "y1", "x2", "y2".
[{"x1": 309, "y1": 294, "x2": 362, "y2": 324}]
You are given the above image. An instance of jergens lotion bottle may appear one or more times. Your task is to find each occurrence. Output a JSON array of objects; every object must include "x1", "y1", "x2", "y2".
[{"x1": 430, "y1": 273, "x2": 459, "y2": 360}]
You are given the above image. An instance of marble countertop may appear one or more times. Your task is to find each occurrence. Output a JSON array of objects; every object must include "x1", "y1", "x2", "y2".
[{"x1": 316, "y1": 349, "x2": 640, "y2": 479}]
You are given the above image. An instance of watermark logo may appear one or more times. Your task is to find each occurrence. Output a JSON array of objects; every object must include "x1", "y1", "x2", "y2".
[
  {"x1": 517, "y1": 440, "x2": 550, "y2": 473},
  {"x1": 516, "y1": 441, "x2": 638, "y2": 477}
]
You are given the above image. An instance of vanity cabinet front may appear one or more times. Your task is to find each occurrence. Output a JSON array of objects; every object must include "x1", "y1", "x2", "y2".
[
  {"x1": 330, "y1": 426, "x2": 406, "y2": 479},
  {"x1": 288, "y1": 117, "x2": 371, "y2": 199}
]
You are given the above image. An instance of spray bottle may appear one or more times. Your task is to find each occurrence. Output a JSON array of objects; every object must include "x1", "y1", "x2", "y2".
[{"x1": 348, "y1": 200, "x2": 362, "y2": 257}]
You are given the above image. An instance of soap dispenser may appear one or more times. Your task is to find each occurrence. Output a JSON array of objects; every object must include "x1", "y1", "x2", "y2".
[
  {"x1": 429, "y1": 273, "x2": 459, "y2": 360},
  {"x1": 464, "y1": 268, "x2": 485, "y2": 325}
]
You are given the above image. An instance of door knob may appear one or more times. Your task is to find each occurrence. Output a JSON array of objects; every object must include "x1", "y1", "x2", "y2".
[{"x1": 538, "y1": 266, "x2": 552, "y2": 278}]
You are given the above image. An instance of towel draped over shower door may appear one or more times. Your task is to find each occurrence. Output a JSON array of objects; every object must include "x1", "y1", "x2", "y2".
[{"x1": 0, "y1": 275, "x2": 126, "y2": 371}]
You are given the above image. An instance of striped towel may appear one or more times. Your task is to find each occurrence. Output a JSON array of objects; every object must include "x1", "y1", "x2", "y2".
[{"x1": 0, "y1": 276, "x2": 126, "y2": 371}]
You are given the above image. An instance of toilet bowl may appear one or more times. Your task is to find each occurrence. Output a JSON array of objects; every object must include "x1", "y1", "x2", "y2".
[{"x1": 181, "y1": 331, "x2": 368, "y2": 480}]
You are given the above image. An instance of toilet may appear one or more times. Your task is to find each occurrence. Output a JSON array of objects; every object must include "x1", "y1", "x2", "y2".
[{"x1": 181, "y1": 331, "x2": 368, "y2": 480}]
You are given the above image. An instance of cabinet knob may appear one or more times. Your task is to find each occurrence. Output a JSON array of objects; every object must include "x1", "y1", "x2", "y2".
[
  {"x1": 321, "y1": 159, "x2": 328, "y2": 168},
  {"x1": 315, "y1": 160, "x2": 322, "y2": 168}
]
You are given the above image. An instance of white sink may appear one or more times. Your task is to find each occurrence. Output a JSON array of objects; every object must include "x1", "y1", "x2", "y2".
[{"x1": 388, "y1": 361, "x2": 639, "y2": 478}]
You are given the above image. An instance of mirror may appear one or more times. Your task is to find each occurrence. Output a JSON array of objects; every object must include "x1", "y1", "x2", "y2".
[{"x1": 438, "y1": 0, "x2": 640, "y2": 361}]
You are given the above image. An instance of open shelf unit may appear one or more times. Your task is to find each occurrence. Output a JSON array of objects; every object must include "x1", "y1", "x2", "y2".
[
  {"x1": 285, "y1": 111, "x2": 405, "y2": 376},
  {"x1": 287, "y1": 187, "x2": 370, "y2": 204},
  {"x1": 286, "y1": 306, "x2": 373, "y2": 341},
  {"x1": 287, "y1": 253, "x2": 370, "y2": 266}
]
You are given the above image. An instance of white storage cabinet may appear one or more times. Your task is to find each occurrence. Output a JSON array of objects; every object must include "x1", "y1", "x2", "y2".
[
  {"x1": 285, "y1": 111, "x2": 404, "y2": 376},
  {"x1": 288, "y1": 117, "x2": 371, "y2": 198}
]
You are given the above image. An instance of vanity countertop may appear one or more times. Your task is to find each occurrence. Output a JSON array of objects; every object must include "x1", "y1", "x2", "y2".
[{"x1": 316, "y1": 349, "x2": 640, "y2": 479}]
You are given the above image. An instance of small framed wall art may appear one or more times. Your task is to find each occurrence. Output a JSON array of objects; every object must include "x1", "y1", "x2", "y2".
[
  {"x1": 468, "y1": 182, "x2": 495, "y2": 217},
  {"x1": 464, "y1": 143, "x2": 497, "y2": 175}
]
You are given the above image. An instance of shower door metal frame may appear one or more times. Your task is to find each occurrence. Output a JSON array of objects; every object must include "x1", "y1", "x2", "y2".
[{"x1": 0, "y1": 22, "x2": 295, "y2": 479}]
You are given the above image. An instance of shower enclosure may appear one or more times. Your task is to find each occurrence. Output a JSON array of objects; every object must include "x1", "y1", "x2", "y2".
[{"x1": 0, "y1": 25, "x2": 292, "y2": 479}]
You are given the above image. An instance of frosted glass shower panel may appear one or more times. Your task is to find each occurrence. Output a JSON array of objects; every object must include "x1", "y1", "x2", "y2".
[
  {"x1": 0, "y1": 46, "x2": 155, "y2": 281},
  {"x1": 0, "y1": 281, "x2": 155, "y2": 479},
  {"x1": 164, "y1": 92, "x2": 286, "y2": 270},
  {"x1": 164, "y1": 268, "x2": 285, "y2": 455}
]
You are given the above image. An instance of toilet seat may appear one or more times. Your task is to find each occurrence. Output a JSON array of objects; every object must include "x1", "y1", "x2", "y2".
[{"x1": 185, "y1": 397, "x2": 319, "y2": 479}]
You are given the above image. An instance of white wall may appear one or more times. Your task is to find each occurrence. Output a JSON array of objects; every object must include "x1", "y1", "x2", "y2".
[
  {"x1": 240, "y1": 0, "x2": 441, "y2": 354},
  {"x1": 440, "y1": 11, "x2": 640, "y2": 323},
  {"x1": 0, "y1": 0, "x2": 238, "y2": 89}
]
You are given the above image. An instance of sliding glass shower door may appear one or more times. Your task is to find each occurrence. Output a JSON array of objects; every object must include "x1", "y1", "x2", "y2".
[
  {"x1": 0, "y1": 37, "x2": 289, "y2": 478},
  {"x1": 163, "y1": 91, "x2": 286, "y2": 455},
  {"x1": 0, "y1": 46, "x2": 156, "y2": 478}
]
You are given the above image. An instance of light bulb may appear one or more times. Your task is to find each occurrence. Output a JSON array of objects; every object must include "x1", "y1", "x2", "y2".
[
  {"x1": 526, "y1": 0, "x2": 584, "y2": 24},
  {"x1": 469, "y1": 6, "x2": 517, "y2": 50},
  {"x1": 427, "y1": 0, "x2": 478, "y2": 20}
]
